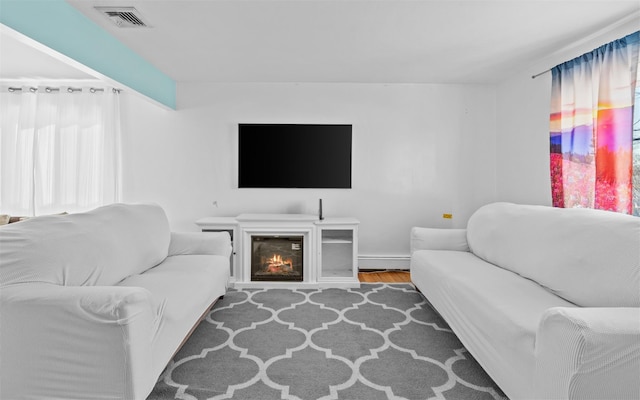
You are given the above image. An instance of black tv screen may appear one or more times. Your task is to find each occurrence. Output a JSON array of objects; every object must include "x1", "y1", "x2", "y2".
[{"x1": 238, "y1": 124, "x2": 352, "y2": 188}]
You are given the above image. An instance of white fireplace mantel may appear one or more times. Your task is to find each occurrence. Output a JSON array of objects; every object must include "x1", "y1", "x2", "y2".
[
  {"x1": 236, "y1": 213, "x2": 319, "y2": 222},
  {"x1": 196, "y1": 214, "x2": 359, "y2": 289}
]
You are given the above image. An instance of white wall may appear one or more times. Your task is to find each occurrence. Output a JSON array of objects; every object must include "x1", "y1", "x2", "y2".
[
  {"x1": 495, "y1": 17, "x2": 639, "y2": 204},
  {"x1": 120, "y1": 82, "x2": 497, "y2": 263},
  {"x1": 495, "y1": 68, "x2": 553, "y2": 205}
]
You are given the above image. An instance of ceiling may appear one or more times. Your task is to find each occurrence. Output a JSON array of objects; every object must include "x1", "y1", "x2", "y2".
[
  {"x1": 2, "y1": 0, "x2": 640, "y2": 84},
  {"x1": 0, "y1": 31, "x2": 95, "y2": 80}
]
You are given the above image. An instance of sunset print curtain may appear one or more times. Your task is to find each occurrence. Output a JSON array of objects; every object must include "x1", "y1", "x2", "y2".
[{"x1": 550, "y1": 31, "x2": 639, "y2": 214}]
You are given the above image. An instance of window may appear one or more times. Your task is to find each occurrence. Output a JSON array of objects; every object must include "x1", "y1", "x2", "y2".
[
  {"x1": 549, "y1": 31, "x2": 639, "y2": 215},
  {"x1": 0, "y1": 86, "x2": 122, "y2": 216}
]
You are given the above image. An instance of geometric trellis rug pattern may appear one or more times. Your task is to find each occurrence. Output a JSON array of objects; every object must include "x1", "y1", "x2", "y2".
[{"x1": 148, "y1": 284, "x2": 507, "y2": 400}]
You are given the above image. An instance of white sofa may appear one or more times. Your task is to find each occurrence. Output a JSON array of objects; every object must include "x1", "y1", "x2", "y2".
[
  {"x1": 0, "y1": 203, "x2": 231, "y2": 400},
  {"x1": 410, "y1": 202, "x2": 640, "y2": 400}
]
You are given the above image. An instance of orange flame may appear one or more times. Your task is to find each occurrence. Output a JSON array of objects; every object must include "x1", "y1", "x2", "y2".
[{"x1": 265, "y1": 253, "x2": 293, "y2": 273}]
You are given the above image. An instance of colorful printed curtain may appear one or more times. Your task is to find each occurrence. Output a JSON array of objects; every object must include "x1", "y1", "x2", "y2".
[{"x1": 550, "y1": 31, "x2": 640, "y2": 214}]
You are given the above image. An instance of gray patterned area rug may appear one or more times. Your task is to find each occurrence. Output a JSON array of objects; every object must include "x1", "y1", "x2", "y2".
[{"x1": 148, "y1": 284, "x2": 507, "y2": 400}]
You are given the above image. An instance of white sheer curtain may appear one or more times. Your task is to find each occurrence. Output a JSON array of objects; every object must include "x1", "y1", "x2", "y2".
[{"x1": 0, "y1": 85, "x2": 122, "y2": 216}]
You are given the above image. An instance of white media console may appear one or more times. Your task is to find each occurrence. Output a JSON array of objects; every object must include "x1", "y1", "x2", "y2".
[{"x1": 196, "y1": 214, "x2": 360, "y2": 288}]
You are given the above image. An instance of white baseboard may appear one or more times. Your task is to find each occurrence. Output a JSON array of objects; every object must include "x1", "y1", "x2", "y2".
[{"x1": 358, "y1": 255, "x2": 410, "y2": 270}]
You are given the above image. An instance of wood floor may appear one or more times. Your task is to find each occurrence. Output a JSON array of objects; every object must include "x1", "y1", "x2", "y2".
[{"x1": 358, "y1": 269, "x2": 411, "y2": 283}]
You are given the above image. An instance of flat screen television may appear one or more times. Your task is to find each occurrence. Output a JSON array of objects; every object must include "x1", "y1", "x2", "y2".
[{"x1": 238, "y1": 123, "x2": 352, "y2": 188}]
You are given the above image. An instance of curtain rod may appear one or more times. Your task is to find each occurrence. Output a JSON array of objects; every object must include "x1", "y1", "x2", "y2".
[
  {"x1": 7, "y1": 87, "x2": 121, "y2": 93},
  {"x1": 531, "y1": 68, "x2": 551, "y2": 79}
]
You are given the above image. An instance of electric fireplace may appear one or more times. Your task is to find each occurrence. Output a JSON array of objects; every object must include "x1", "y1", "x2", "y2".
[{"x1": 251, "y1": 235, "x2": 303, "y2": 281}]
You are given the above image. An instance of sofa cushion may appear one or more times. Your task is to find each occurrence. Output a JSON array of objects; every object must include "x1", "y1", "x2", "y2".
[
  {"x1": 466, "y1": 202, "x2": 640, "y2": 307},
  {"x1": 411, "y1": 249, "x2": 577, "y2": 399},
  {"x1": 117, "y1": 254, "x2": 229, "y2": 379},
  {"x1": 0, "y1": 203, "x2": 170, "y2": 287}
]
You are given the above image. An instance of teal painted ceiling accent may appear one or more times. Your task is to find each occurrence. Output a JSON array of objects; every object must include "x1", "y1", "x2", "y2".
[{"x1": 0, "y1": 0, "x2": 176, "y2": 109}]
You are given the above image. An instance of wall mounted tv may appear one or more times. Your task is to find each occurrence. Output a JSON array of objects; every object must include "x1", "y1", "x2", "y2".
[{"x1": 238, "y1": 123, "x2": 352, "y2": 189}]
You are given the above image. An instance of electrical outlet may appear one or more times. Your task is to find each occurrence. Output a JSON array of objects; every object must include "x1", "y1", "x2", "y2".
[{"x1": 442, "y1": 213, "x2": 453, "y2": 219}]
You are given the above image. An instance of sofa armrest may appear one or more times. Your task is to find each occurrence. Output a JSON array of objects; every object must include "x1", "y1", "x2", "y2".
[
  {"x1": 0, "y1": 284, "x2": 157, "y2": 399},
  {"x1": 169, "y1": 231, "x2": 232, "y2": 257},
  {"x1": 410, "y1": 227, "x2": 469, "y2": 253},
  {"x1": 534, "y1": 307, "x2": 640, "y2": 400}
]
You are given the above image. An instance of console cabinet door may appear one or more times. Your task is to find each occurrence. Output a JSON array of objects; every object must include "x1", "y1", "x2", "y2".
[{"x1": 318, "y1": 224, "x2": 358, "y2": 283}]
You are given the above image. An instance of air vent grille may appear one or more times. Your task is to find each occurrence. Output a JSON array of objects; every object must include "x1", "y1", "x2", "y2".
[{"x1": 95, "y1": 7, "x2": 150, "y2": 28}]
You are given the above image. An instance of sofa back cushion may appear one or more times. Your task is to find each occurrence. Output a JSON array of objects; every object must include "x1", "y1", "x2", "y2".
[
  {"x1": 466, "y1": 202, "x2": 640, "y2": 307},
  {"x1": 0, "y1": 203, "x2": 170, "y2": 287}
]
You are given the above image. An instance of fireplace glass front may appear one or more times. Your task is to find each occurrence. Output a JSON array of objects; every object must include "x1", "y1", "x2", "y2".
[{"x1": 251, "y1": 236, "x2": 303, "y2": 281}]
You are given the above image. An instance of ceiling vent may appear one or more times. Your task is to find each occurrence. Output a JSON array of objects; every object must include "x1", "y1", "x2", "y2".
[{"x1": 95, "y1": 7, "x2": 150, "y2": 28}]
